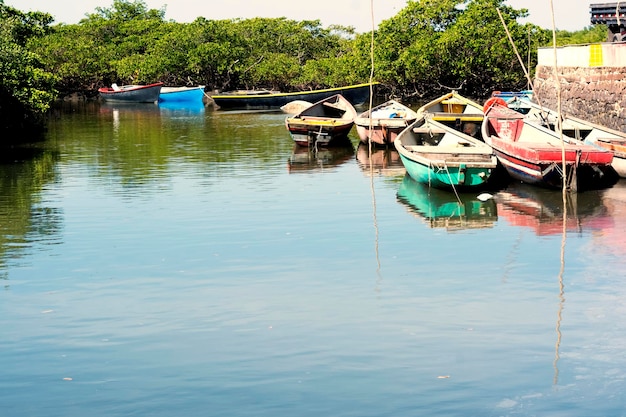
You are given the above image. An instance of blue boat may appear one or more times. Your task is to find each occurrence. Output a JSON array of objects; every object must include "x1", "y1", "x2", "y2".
[{"x1": 158, "y1": 86, "x2": 205, "y2": 103}]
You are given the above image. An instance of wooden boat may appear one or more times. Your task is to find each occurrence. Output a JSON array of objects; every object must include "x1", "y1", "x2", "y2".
[
  {"x1": 397, "y1": 174, "x2": 497, "y2": 230},
  {"x1": 285, "y1": 94, "x2": 357, "y2": 147},
  {"x1": 211, "y1": 82, "x2": 375, "y2": 110},
  {"x1": 354, "y1": 99, "x2": 418, "y2": 146},
  {"x1": 506, "y1": 96, "x2": 626, "y2": 177},
  {"x1": 417, "y1": 92, "x2": 486, "y2": 142},
  {"x1": 98, "y1": 82, "x2": 163, "y2": 103},
  {"x1": 418, "y1": 91, "x2": 484, "y2": 116},
  {"x1": 481, "y1": 99, "x2": 617, "y2": 191},
  {"x1": 394, "y1": 115, "x2": 497, "y2": 190},
  {"x1": 158, "y1": 86, "x2": 205, "y2": 103}
]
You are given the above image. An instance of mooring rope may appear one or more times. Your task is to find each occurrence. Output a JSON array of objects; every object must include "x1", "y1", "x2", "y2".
[{"x1": 368, "y1": 0, "x2": 381, "y2": 274}]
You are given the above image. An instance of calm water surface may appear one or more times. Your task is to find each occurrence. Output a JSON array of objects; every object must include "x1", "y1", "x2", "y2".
[{"x1": 1, "y1": 101, "x2": 626, "y2": 416}]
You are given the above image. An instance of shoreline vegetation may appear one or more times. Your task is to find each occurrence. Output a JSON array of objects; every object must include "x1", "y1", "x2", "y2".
[{"x1": 0, "y1": 0, "x2": 606, "y2": 142}]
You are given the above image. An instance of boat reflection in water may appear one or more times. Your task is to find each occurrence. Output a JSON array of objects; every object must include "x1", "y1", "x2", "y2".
[
  {"x1": 396, "y1": 174, "x2": 498, "y2": 230},
  {"x1": 494, "y1": 182, "x2": 613, "y2": 235},
  {"x1": 158, "y1": 100, "x2": 206, "y2": 115},
  {"x1": 593, "y1": 180, "x2": 626, "y2": 257},
  {"x1": 355, "y1": 142, "x2": 405, "y2": 177},
  {"x1": 287, "y1": 138, "x2": 354, "y2": 173}
]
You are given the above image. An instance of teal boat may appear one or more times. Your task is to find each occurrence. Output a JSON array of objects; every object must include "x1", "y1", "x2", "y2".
[
  {"x1": 394, "y1": 115, "x2": 497, "y2": 191},
  {"x1": 396, "y1": 175, "x2": 498, "y2": 230}
]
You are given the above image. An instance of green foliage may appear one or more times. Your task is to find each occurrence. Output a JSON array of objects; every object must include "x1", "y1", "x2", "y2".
[
  {"x1": 551, "y1": 25, "x2": 607, "y2": 46},
  {"x1": 0, "y1": 2, "x2": 57, "y2": 139},
  {"x1": 19, "y1": 0, "x2": 610, "y2": 106}
]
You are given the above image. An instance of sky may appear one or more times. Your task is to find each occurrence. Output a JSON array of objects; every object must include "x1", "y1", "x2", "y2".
[{"x1": 7, "y1": 0, "x2": 591, "y2": 33}]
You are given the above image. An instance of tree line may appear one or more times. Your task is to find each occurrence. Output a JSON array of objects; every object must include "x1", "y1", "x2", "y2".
[{"x1": 0, "y1": 0, "x2": 606, "y2": 140}]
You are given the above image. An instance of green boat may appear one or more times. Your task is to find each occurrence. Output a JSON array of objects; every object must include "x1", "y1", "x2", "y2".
[{"x1": 394, "y1": 114, "x2": 497, "y2": 191}]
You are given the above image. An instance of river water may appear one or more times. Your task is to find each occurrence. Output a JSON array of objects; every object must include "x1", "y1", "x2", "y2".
[{"x1": 1, "y1": 100, "x2": 626, "y2": 417}]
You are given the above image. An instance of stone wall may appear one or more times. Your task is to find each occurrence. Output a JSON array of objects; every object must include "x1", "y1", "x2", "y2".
[{"x1": 533, "y1": 65, "x2": 626, "y2": 133}]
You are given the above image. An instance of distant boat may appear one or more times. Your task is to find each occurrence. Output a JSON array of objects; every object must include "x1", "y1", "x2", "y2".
[
  {"x1": 394, "y1": 115, "x2": 497, "y2": 190},
  {"x1": 397, "y1": 174, "x2": 498, "y2": 230},
  {"x1": 280, "y1": 100, "x2": 312, "y2": 114},
  {"x1": 481, "y1": 98, "x2": 617, "y2": 191},
  {"x1": 285, "y1": 94, "x2": 357, "y2": 147},
  {"x1": 158, "y1": 86, "x2": 205, "y2": 103},
  {"x1": 98, "y1": 82, "x2": 163, "y2": 103},
  {"x1": 505, "y1": 96, "x2": 626, "y2": 178},
  {"x1": 354, "y1": 99, "x2": 418, "y2": 147},
  {"x1": 492, "y1": 89, "x2": 533, "y2": 101},
  {"x1": 211, "y1": 82, "x2": 375, "y2": 110}
]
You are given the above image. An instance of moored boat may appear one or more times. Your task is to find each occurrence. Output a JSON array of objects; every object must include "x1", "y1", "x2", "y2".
[
  {"x1": 481, "y1": 99, "x2": 617, "y2": 191},
  {"x1": 417, "y1": 91, "x2": 486, "y2": 142},
  {"x1": 354, "y1": 99, "x2": 418, "y2": 147},
  {"x1": 211, "y1": 82, "x2": 375, "y2": 110},
  {"x1": 98, "y1": 82, "x2": 163, "y2": 103},
  {"x1": 505, "y1": 96, "x2": 626, "y2": 178},
  {"x1": 418, "y1": 91, "x2": 484, "y2": 116},
  {"x1": 285, "y1": 94, "x2": 357, "y2": 147},
  {"x1": 158, "y1": 86, "x2": 205, "y2": 103},
  {"x1": 394, "y1": 115, "x2": 497, "y2": 190}
]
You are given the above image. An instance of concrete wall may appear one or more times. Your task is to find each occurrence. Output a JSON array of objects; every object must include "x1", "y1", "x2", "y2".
[{"x1": 533, "y1": 44, "x2": 626, "y2": 132}]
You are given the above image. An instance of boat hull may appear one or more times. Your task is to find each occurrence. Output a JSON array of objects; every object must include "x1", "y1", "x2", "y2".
[
  {"x1": 397, "y1": 152, "x2": 495, "y2": 190},
  {"x1": 99, "y1": 83, "x2": 163, "y2": 103},
  {"x1": 286, "y1": 120, "x2": 355, "y2": 147},
  {"x1": 212, "y1": 83, "x2": 375, "y2": 110},
  {"x1": 394, "y1": 116, "x2": 497, "y2": 191},
  {"x1": 158, "y1": 86, "x2": 205, "y2": 103}
]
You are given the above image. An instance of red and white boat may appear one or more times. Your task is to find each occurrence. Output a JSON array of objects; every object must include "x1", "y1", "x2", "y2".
[{"x1": 481, "y1": 98, "x2": 617, "y2": 191}]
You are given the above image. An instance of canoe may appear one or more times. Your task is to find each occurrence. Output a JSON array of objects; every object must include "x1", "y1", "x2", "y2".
[
  {"x1": 158, "y1": 86, "x2": 205, "y2": 103},
  {"x1": 98, "y1": 82, "x2": 163, "y2": 103},
  {"x1": 211, "y1": 82, "x2": 376, "y2": 110},
  {"x1": 505, "y1": 96, "x2": 626, "y2": 178},
  {"x1": 481, "y1": 99, "x2": 617, "y2": 191},
  {"x1": 396, "y1": 174, "x2": 498, "y2": 230},
  {"x1": 354, "y1": 99, "x2": 418, "y2": 146},
  {"x1": 285, "y1": 94, "x2": 357, "y2": 147},
  {"x1": 394, "y1": 115, "x2": 497, "y2": 190}
]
